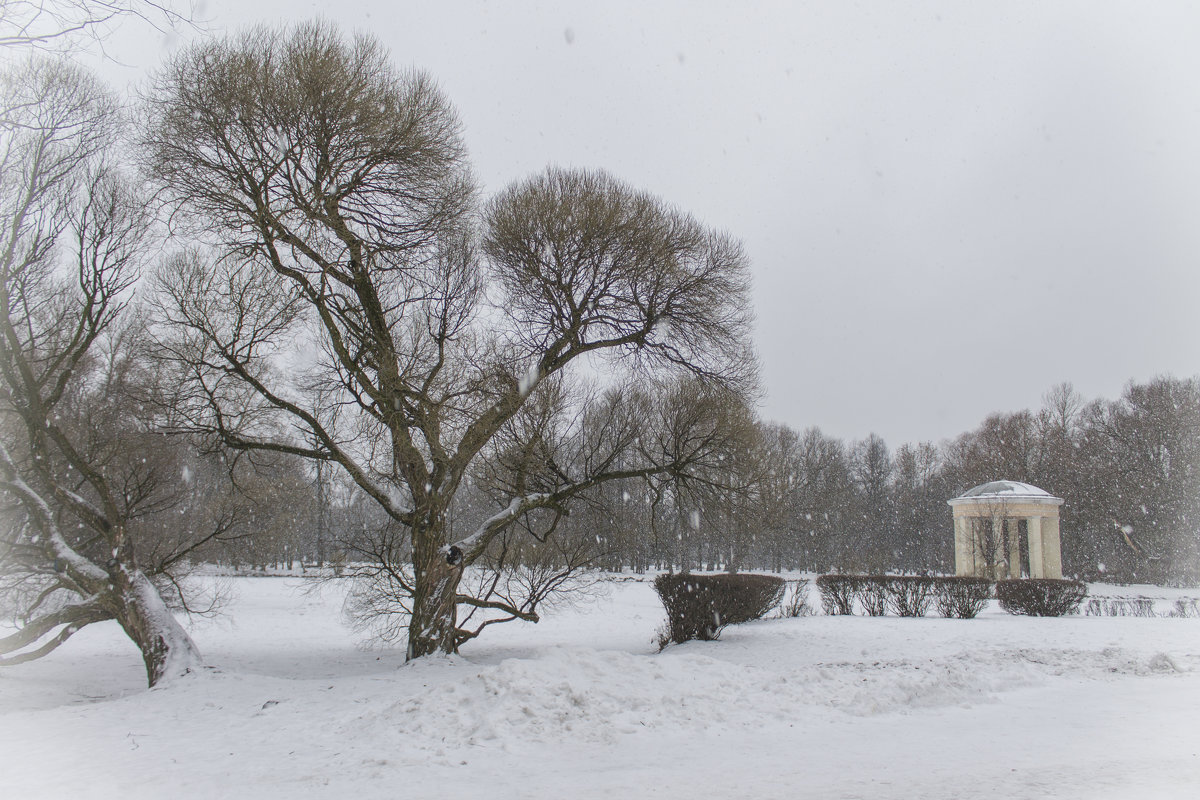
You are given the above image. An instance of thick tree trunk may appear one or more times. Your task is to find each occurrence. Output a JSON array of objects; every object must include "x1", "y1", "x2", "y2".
[
  {"x1": 407, "y1": 518, "x2": 464, "y2": 660},
  {"x1": 112, "y1": 567, "x2": 203, "y2": 687}
]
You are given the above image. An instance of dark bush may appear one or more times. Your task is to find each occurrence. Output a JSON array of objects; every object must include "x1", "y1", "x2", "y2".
[
  {"x1": 995, "y1": 579, "x2": 1087, "y2": 616},
  {"x1": 1085, "y1": 597, "x2": 1156, "y2": 617},
  {"x1": 931, "y1": 577, "x2": 993, "y2": 619},
  {"x1": 654, "y1": 573, "x2": 785, "y2": 645},
  {"x1": 816, "y1": 574, "x2": 859, "y2": 615},
  {"x1": 859, "y1": 578, "x2": 889, "y2": 616},
  {"x1": 1171, "y1": 598, "x2": 1200, "y2": 618},
  {"x1": 780, "y1": 579, "x2": 815, "y2": 618},
  {"x1": 885, "y1": 576, "x2": 935, "y2": 617}
]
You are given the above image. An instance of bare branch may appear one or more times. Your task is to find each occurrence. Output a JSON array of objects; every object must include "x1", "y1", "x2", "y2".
[{"x1": 0, "y1": 1, "x2": 198, "y2": 53}]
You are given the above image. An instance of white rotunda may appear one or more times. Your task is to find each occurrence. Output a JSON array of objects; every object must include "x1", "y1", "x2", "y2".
[{"x1": 947, "y1": 481, "x2": 1064, "y2": 580}]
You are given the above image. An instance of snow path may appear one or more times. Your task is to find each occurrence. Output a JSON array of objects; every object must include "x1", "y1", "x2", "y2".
[{"x1": 1, "y1": 577, "x2": 1198, "y2": 799}]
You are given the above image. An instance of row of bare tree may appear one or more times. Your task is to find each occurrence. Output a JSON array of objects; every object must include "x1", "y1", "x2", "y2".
[
  {"x1": 567, "y1": 377, "x2": 1199, "y2": 589},
  {"x1": 262, "y1": 374, "x2": 1199, "y2": 592}
]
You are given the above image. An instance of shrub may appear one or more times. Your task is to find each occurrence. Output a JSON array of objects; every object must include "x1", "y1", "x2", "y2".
[
  {"x1": 885, "y1": 576, "x2": 935, "y2": 617},
  {"x1": 859, "y1": 578, "x2": 889, "y2": 616},
  {"x1": 780, "y1": 579, "x2": 815, "y2": 618},
  {"x1": 815, "y1": 575, "x2": 952, "y2": 618},
  {"x1": 1170, "y1": 598, "x2": 1200, "y2": 618},
  {"x1": 815, "y1": 574, "x2": 859, "y2": 615},
  {"x1": 654, "y1": 573, "x2": 785, "y2": 645},
  {"x1": 1085, "y1": 597, "x2": 1156, "y2": 617},
  {"x1": 932, "y1": 577, "x2": 992, "y2": 619},
  {"x1": 995, "y1": 579, "x2": 1087, "y2": 616}
]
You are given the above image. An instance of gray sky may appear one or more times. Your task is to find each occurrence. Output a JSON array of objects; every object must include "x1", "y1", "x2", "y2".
[{"x1": 94, "y1": 0, "x2": 1200, "y2": 446}]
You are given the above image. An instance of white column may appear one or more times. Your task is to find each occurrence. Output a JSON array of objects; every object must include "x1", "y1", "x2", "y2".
[
  {"x1": 964, "y1": 515, "x2": 974, "y2": 578},
  {"x1": 1028, "y1": 516, "x2": 1044, "y2": 578},
  {"x1": 1006, "y1": 518, "x2": 1021, "y2": 579},
  {"x1": 953, "y1": 515, "x2": 969, "y2": 576},
  {"x1": 990, "y1": 516, "x2": 1005, "y2": 580},
  {"x1": 978, "y1": 518, "x2": 991, "y2": 578},
  {"x1": 1042, "y1": 513, "x2": 1063, "y2": 579}
]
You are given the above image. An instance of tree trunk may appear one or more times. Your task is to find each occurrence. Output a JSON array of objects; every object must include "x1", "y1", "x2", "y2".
[
  {"x1": 112, "y1": 567, "x2": 203, "y2": 687},
  {"x1": 407, "y1": 517, "x2": 464, "y2": 660}
]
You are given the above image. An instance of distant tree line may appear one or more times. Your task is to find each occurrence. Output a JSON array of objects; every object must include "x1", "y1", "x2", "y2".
[
  {"x1": 209, "y1": 375, "x2": 1199, "y2": 589},
  {"x1": 567, "y1": 377, "x2": 1199, "y2": 587}
]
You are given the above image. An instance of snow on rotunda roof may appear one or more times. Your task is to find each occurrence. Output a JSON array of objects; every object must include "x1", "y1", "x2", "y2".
[{"x1": 948, "y1": 480, "x2": 1063, "y2": 506}]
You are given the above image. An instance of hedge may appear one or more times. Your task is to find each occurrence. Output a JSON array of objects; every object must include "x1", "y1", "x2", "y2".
[
  {"x1": 885, "y1": 576, "x2": 936, "y2": 617},
  {"x1": 815, "y1": 574, "x2": 859, "y2": 615},
  {"x1": 995, "y1": 579, "x2": 1087, "y2": 616},
  {"x1": 859, "y1": 579, "x2": 889, "y2": 616},
  {"x1": 815, "y1": 574, "x2": 997, "y2": 618},
  {"x1": 1085, "y1": 597, "x2": 1156, "y2": 617},
  {"x1": 654, "y1": 573, "x2": 785, "y2": 645},
  {"x1": 931, "y1": 577, "x2": 993, "y2": 619}
]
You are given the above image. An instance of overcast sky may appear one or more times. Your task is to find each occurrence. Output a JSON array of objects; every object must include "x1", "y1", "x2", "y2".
[{"x1": 90, "y1": 0, "x2": 1200, "y2": 447}]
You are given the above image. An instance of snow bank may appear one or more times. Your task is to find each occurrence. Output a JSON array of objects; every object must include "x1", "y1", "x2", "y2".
[{"x1": 1, "y1": 577, "x2": 1198, "y2": 799}]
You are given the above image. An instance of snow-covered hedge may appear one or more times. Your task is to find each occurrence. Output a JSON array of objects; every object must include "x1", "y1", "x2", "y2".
[
  {"x1": 885, "y1": 576, "x2": 936, "y2": 617},
  {"x1": 931, "y1": 577, "x2": 993, "y2": 619},
  {"x1": 815, "y1": 575, "x2": 859, "y2": 615},
  {"x1": 996, "y1": 579, "x2": 1087, "y2": 616},
  {"x1": 817, "y1": 575, "x2": 994, "y2": 618},
  {"x1": 654, "y1": 573, "x2": 785, "y2": 646}
]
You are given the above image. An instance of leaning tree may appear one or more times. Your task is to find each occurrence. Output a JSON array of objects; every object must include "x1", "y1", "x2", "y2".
[
  {"x1": 0, "y1": 56, "x2": 210, "y2": 685},
  {"x1": 144, "y1": 22, "x2": 757, "y2": 658}
]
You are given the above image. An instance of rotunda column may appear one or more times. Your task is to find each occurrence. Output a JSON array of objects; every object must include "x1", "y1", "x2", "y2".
[
  {"x1": 991, "y1": 516, "x2": 1006, "y2": 579},
  {"x1": 1006, "y1": 518, "x2": 1021, "y2": 578},
  {"x1": 1042, "y1": 512, "x2": 1063, "y2": 579},
  {"x1": 1027, "y1": 516, "x2": 1044, "y2": 578},
  {"x1": 953, "y1": 514, "x2": 970, "y2": 576}
]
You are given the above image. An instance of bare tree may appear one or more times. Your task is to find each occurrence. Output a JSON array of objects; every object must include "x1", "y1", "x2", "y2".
[
  {"x1": 891, "y1": 441, "x2": 950, "y2": 572},
  {"x1": 702, "y1": 414, "x2": 780, "y2": 574},
  {"x1": 0, "y1": 56, "x2": 208, "y2": 685},
  {"x1": 143, "y1": 22, "x2": 756, "y2": 658},
  {"x1": 849, "y1": 433, "x2": 893, "y2": 572},
  {"x1": 0, "y1": 0, "x2": 193, "y2": 52},
  {"x1": 1073, "y1": 377, "x2": 1200, "y2": 584},
  {"x1": 749, "y1": 422, "x2": 802, "y2": 572},
  {"x1": 783, "y1": 427, "x2": 852, "y2": 571}
]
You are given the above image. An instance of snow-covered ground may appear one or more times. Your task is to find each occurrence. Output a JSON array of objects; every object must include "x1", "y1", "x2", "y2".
[{"x1": 2, "y1": 576, "x2": 1198, "y2": 799}]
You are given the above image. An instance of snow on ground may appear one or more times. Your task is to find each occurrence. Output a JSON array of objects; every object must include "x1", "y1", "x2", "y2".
[{"x1": 1, "y1": 576, "x2": 1199, "y2": 799}]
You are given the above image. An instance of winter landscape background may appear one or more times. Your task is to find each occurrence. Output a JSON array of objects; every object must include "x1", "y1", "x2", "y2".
[{"x1": 3, "y1": 3, "x2": 1199, "y2": 798}]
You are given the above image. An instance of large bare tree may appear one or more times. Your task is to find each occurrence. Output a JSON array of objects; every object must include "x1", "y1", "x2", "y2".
[
  {"x1": 0, "y1": 56, "x2": 211, "y2": 685},
  {"x1": 143, "y1": 22, "x2": 756, "y2": 658}
]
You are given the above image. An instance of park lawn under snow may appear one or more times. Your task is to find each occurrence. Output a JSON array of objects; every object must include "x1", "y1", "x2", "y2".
[{"x1": 1, "y1": 577, "x2": 1198, "y2": 800}]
